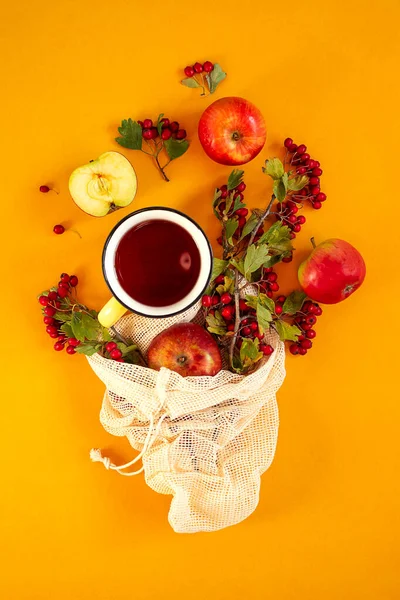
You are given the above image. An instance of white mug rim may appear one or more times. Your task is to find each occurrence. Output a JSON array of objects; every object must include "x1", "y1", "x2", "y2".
[{"x1": 102, "y1": 207, "x2": 213, "y2": 318}]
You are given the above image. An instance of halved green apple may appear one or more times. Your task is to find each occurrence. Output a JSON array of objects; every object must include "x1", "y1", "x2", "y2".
[{"x1": 69, "y1": 151, "x2": 137, "y2": 217}]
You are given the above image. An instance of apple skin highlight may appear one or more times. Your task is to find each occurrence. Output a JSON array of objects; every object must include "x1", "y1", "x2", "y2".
[{"x1": 298, "y1": 239, "x2": 366, "y2": 304}]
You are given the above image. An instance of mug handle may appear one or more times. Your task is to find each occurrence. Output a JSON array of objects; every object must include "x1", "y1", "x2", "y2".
[{"x1": 98, "y1": 297, "x2": 127, "y2": 328}]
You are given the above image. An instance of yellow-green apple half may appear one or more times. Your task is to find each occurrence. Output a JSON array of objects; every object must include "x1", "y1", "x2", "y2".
[
  {"x1": 69, "y1": 151, "x2": 137, "y2": 217},
  {"x1": 147, "y1": 322, "x2": 222, "y2": 377},
  {"x1": 198, "y1": 97, "x2": 266, "y2": 165},
  {"x1": 298, "y1": 239, "x2": 366, "y2": 304}
]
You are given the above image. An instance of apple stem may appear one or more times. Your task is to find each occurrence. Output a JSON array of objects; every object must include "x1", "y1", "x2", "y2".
[{"x1": 310, "y1": 237, "x2": 316, "y2": 249}]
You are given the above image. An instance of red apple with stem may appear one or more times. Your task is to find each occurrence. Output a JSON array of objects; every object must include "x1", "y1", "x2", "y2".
[
  {"x1": 198, "y1": 97, "x2": 266, "y2": 165},
  {"x1": 298, "y1": 238, "x2": 366, "y2": 304},
  {"x1": 147, "y1": 322, "x2": 222, "y2": 377}
]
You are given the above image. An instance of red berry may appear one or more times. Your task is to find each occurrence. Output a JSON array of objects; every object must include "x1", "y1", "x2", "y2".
[
  {"x1": 46, "y1": 325, "x2": 57, "y2": 335},
  {"x1": 282, "y1": 254, "x2": 293, "y2": 263},
  {"x1": 69, "y1": 275, "x2": 78, "y2": 287},
  {"x1": 234, "y1": 191, "x2": 244, "y2": 201},
  {"x1": 298, "y1": 347, "x2": 307, "y2": 355},
  {"x1": 289, "y1": 344, "x2": 299, "y2": 355},
  {"x1": 250, "y1": 321, "x2": 258, "y2": 331},
  {"x1": 39, "y1": 295, "x2": 49, "y2": 306},
  {"x1": 284, "y1": 137, "x2": 293, "y2": 148},
  {"x1": 212, "y1": 295, "x2": 220, "y2": 306},
  {"x1": 58, "y1": 334, "x2": 66, "y2": 341},
  {"x1": 48, "y1": 291, "x2": 58, "y2": 301},
  {"x1": 160, "y1": 118, "x2": 170, "y2": 128},
  {"x1": 275, "y1": 304, "x2": 283, "y2": 315},
  {"x1": 66, "y1": 345, "x2": 76, "y2": 355},
  {"x1": 306, "y1": 315, "x2": 317, "y2": 325},
  {"x1": 306, "y1": 329, "x2": 316, "y2": 339},
  {"x1": 236, "y1": 182, "x2": 246, "y2": 193},
  {"x1": 59, "y1": 273, "x2": 69, "y2": 283},
  {"x1": 116, "y1": 358, "x2": 125, "y2": 363},
  {"x1": 217, "y1": 236, "x2": 223, "y2": 245},
  {"x1": 110, "y1": 348, "x2": 123, "y2": 359},
  {"x1": 312, "y1": 201, "x2": 322, "y2": 210},
  {"x1": 105, "y1": 342, "x2": 117, "y2": 353},
  {"x1": 302, "y1": 322, "x2": 312, "y2": 331},
  {"x1": 262, "y1": 344, "x2": 274, "y2": 356},
  {"x1": 288, "y1": 215, "x2": 297, "y2": 224},
  {"x1": 270, "y1": 282, "x2": 279, "y2": 292},
  {"x1": 263, "y1": 267, "x2": 273, "y2": 273},
  {"x1": 219, "y1": 189, "x2": 228, "y2": 200},
  {"x1": 266, "y1": 272, "x2": 277, "y2": 283},
  {"x1": 308, "y1": 160, "x2": 317, "y2": 169},
  {"x1": 227, "y1": 323, "x2": 235, "y2": 331},
  {"x1": 53, "y1": 224, "x2": 65, "y2": 235},
  {"x1": 239, "y1": 299, "x2": 249, "y2": 312},
  {"x1": 39, "y1": 185, "x2": 50, "y2": 193},
  {"x1": 151, "y1": 127, "x2": 159, "y2": 139},
  {"x1": 142, "y1": 128, "x2": 153, "y2": 140},
  {"x1": 314, "y1": 306, "x2": 323, "y2": 316},
  {"x1": 309, "y1": 176, "x2": 319, "y2": 186},
  {"x1": 241, "y1": 318, "x2": 249, "y2": 326},
  {"x1": 169, "y1": 121, "x2": 179, "y2": 133},
  {"x1": 238, "y1": 216, "x2": 246, "y2": 229},
  {"x1": 184, "y1": 66, "x2": 195, "y2": 77},
  {"x1": 312, "y1": 167, "x2": 323, "y2": 176},
  {"x1": 161, "y1": 128, "x2": 172, "y2": 140},
  {"x1": 314, "y1": 161, "x2": 320, "y2": 167},
  {"x1": 302, "y1": 301, "x2": 313, "y2": 313},
  {"x1": 297, "y1": 215, "x2": 306, "y2": 225},
  {"x1": 201, "y1": 293, "x2": 212, "y2": 307},
  {"x1": 54, "y1": 341, "x2": 64, "y2": 351},
  {"x1": 203, "y1": 61, "x2": 214, "y2": 73},
  {"x1": 293, "y1": 224, "x2": 301, "y2": 233},
  {"x1": 300, "y1": 153, "x2": 310, "y2": 163},
  {"x1": 43, "y1": 316, "x2": 54, "y2": 325},
  {"x1": 296, "y1": 144, "x2": 307, "y2": 155},
  {"x1": 242, "y1": 326, "x2": 251, "y2": 336},
  {"x1": 143, "y1": 119, "x2": 153, "y2": 129},
  {"x1": 193, "y1": 62, "x2": 203, "y2": 73},
  {"x1": 297, "y1": 167, "x2": 307, "y2": 175},
  {"x1": 44, "y1": 305, "x2": 56, "y2": 317},
  {"x1": 221, "y1": 293, "x2": 232, "y2": 305},
  {"x1": 310, "y1": 186, "x2": 320, "y2": 196},
  {"x1": 316, "y1": 192, "x2": 326, "y2": 202},
  {"x1": 288, "y1": 143, "x2": 298, "y2": 153},
  {"x1": 235, "y1": 208, "x2": 248, "y2": 217},
  {"x1": 289, "y1": 232, "x2": 296, "y2": 239},
  {"x1": 277, "y1": 295, "x2": 286, "y2": 303},
  {"x1": 175, "y1": 129, "x2": 187, "y2": 140},
  {"x1": 215, "y1": 274, "x2": 225, "y2": 284},
  {"x1": 221, "y1": 307, "x2": 233, "y2": 320},
  {"x1": 300, "y1": 339, "x2": 313, "y2": 350},
  {"x1": 57, "y1": 286, "x2": 69, "y2": 298},
  {"x1": 67, "y1": 338, "x2": 80, "y2": 347},
  {"x1": 49, "y1": 331, "x2": 58, "y2": 338}
]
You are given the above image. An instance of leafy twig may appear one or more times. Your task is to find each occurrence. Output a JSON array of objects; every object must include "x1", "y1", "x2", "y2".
[
  {"x1": 248, "y1": 194, "x2": 276, "y2": 247},
  {"x1": 229, "y1": 270, "x2": 241, "y2": 369}
]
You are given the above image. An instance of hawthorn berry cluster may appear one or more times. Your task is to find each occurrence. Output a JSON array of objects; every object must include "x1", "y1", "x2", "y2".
[
  {"x1": 284, "y1": 138, "x2": 327, "y2": 209},
  {"x1": 137, "y1": 117, "x2": 187, "y2": 142},
  {"x1": 184, "y1": 61, "x2": 214, "y2": 77},
  {"x1": 288, "y1": 300, "x2": 323, "y2": 356},
  {"x1": 181, "y1": 61, "x2": 226, "y2": 96},
  {"x1": 39, "y1": 273, "x2": 81, "y2": 354},
  {"x1": 215, "y1": 180, "x2": 265, "y2": 246}
]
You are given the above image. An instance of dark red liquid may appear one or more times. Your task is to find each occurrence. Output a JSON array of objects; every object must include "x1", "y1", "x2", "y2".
[{"x1": 115, "y1": 219, "x2": 201, "y2": 307}]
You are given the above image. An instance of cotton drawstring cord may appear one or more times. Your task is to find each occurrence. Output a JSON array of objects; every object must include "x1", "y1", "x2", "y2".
[{"x1": 90, "y1": 412, "x2": 168, "y2": 476}]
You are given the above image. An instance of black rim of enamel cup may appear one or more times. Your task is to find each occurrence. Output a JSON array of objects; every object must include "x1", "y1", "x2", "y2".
[{"x1": 102, "y1": 206, "x2": 214, "y2": 319}]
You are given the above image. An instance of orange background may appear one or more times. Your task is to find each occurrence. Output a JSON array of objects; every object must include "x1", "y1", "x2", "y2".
[{"x1": 1, "y1": 1, "x2": 399, "y2": 598}]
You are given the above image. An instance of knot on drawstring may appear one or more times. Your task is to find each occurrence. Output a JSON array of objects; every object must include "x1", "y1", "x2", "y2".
[{"x1": 90, "y1": 448, "x2": 113, "y2": 470}]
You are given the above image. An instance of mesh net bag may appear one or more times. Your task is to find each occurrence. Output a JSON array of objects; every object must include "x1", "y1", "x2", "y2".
[{"x1": 88, "y1": 301, "x2": 286, "y2": 533}]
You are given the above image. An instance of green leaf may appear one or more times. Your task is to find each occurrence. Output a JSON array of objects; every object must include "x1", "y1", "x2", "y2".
[
  {"x1": 211, "y1": 258, "x2": 228, "y2": 282},
  {"x1": 258, "y1": 222, "x2": 293, "y2": 254},
  {"x1": 273, "y1": 179, "x2": 287, "y2": 201},
  {"x1": 262, "y1": 255, "x2": 283, "y2": 269},
  {"x1": 227, "y1": 169, "x2": 244, "y2": 191},
  {"x1": 233, "y1": 196, "x2": 246, "y2": 211},
  {"x1": 245, "y1": 295, "x2": 258, "y2": 309},
  {"x1": 80, "y1": 312, "x2": 101, "y2": 340},
  {"x1": 263, "y1": 158, "x2": 284, "y2": 180},
  {"x1": 230, "y1": 259, "x2": 245, "y2": 276},
  {"x1": 115, "y1": 118, "x2": 142, "y2": 150},
  {"x1": 240, "y1": 338, "x2": 259, "y2": 361},
  {"x1": 224, "y1": 193, "x2": 233, "y2": 215},
  {"x1": 274, "y1": 320, "x2": 301, "y2": 342},
  {"x1": 181, "y1": 77, "x2": 202, "y2": 89},
  {"x1": 282, "y1": 291, "x2": 307, "y2": 315},
  {"x1": 206, "y1": 312, "x2": 226, "y2": 336},
  {"x1": 288, "y1": 175, "x2": 309, "y2": 191},
  {"x1": 60, "y1": 322, "x2": 74, "y2": 338},
  {"x1": 208, "y1": 63, "x2": 227, "y2": 94},
  {"x1": 282, "y1": 172, "x2": 289, "y2": 191},
  {"x1": 75, "y1": 342, "x2": 102, "y2": 357},
  {"x1": 163, "y1": 137, "x2": 189, "y2": 161},
  {"x1": 232, "y1": 354, "x2": 243, "y2": 372},
  {"x1": 207, "y1": 326, "x2": 227, "y2": 336},
  {"x1": 116, "y1": 342, "x2": 138, "y2": 356},
  {"x1": 156, "y1": 113, "x2": 165, "y2": 136},
  {"x1": 239, "y1": 212, "x2": 259, "y2": 240},
  {"x1": 244, "y1": 244, "x2": 270, "y2": 279},
  {"x1": 257, "y1": 303, "x2": 272, "y2": 334},
  {"x1": 54, "y1": 311, "x2": 72, "y2": 322},
  {"x1": 225, "y1": 218, "x2": 238, "y2": 244},
  {"x1": 258, "y1": 293, "x2": 275, "y2": 312},
  {"x1": 71, "y1": 312, "x2": 85, "y2": 342},
  {"x1": 212, "y1": 189, "x2": 223, "y2": 220},
  {"x1": 101, "y1": 328, "x2": 112, "y2": 342}
]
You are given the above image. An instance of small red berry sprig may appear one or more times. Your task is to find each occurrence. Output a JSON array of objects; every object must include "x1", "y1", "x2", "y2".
[
  {"x1": 283, "y1": 138, "x2": 327, "y2": 210},
  {"x1": 38, "y1": 273, "x2": 143, "y2": 364},
  {"x1": 288, "y1": 300, "x2": 323, "y2": 356},
  {"x1": 181, "y1": 61, "x2": 227, "y2": 96},
  {"x1": 115, "y1": 113, "x2": 189, "y2": 181},
  {"x1": 39, "y1": 185, "x2": 59, "y2": 195}
]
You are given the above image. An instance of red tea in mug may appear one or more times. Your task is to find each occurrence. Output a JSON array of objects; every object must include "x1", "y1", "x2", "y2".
[{"x1": 115, "y1": 219, "x2": 201, "y2": 307}]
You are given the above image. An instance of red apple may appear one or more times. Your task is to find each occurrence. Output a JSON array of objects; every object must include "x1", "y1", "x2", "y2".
[
  {"x1": 147, "y1": 322, "x2": 222, "y2": 377},
  {"x1": 298, "y1": 239, "x2": 366, "y2": 304},
  {"x1": 198, "y1": 96, "x2": 266, "y2": 165}
]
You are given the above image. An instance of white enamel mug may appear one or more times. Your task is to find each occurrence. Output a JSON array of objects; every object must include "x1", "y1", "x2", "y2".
[{"x1": 98, "y1": 207, "x2": 213, "y2": 327}]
